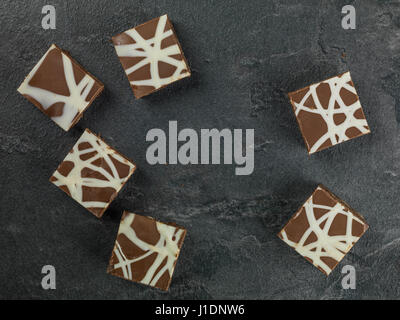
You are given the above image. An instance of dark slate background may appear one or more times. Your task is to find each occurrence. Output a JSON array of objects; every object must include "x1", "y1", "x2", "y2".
[{"x1": 1, "y1": 0, "x2": 399, "y2": 300}]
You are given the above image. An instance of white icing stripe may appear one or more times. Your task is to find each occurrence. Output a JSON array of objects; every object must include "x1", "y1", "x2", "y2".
[
  {"x1": 115, "y1": 29, "x2": 173, "y2": 57},
  {"x1": 113, "y1": 213, "x2": 184, "y2": 287},
  {"x1": 280, "y1": 187, "x2": 366, "y2": 275},
  {"x1": 18, "y1": 44, "x2": 97, "y2": 131},
  {"x1": 51, "y1": 130, "x2": 135, "y2": 211},
  {"x1": 293, "y1": 72, "x2": 370, "y2": 153},
  {"x1": 115, "y1": 14, "x2": 190, "y2": 90}
]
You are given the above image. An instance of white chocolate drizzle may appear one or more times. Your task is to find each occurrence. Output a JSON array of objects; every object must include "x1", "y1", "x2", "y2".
[
  {"x1": 51, "y1": 130, "x2": 135, "y2": 211},
  {"x1": 18, "y1": 44, "x2": 98, "y2": 131},
  {"x1": 113, "y1": 213, "x2": 185, "y2": 288},
  {"x1": 280, "y1": 186, "x2": 367, "y2": 275},
  {"x1": 114, "y1": 15, "x2": 190, "y2": 90},
  {"x1": 293, "y1": 72, "x2": 370, "y2": 153}
]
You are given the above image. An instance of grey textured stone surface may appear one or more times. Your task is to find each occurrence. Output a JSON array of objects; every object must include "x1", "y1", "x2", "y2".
[{"x1": 1, "y1": 0, "x2": 400, "y2": 299}]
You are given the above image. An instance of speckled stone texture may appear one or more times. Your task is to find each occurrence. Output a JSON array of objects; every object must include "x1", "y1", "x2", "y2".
[{"x1": 1, "y1": 0, "x2": 400, "y2": 299}]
